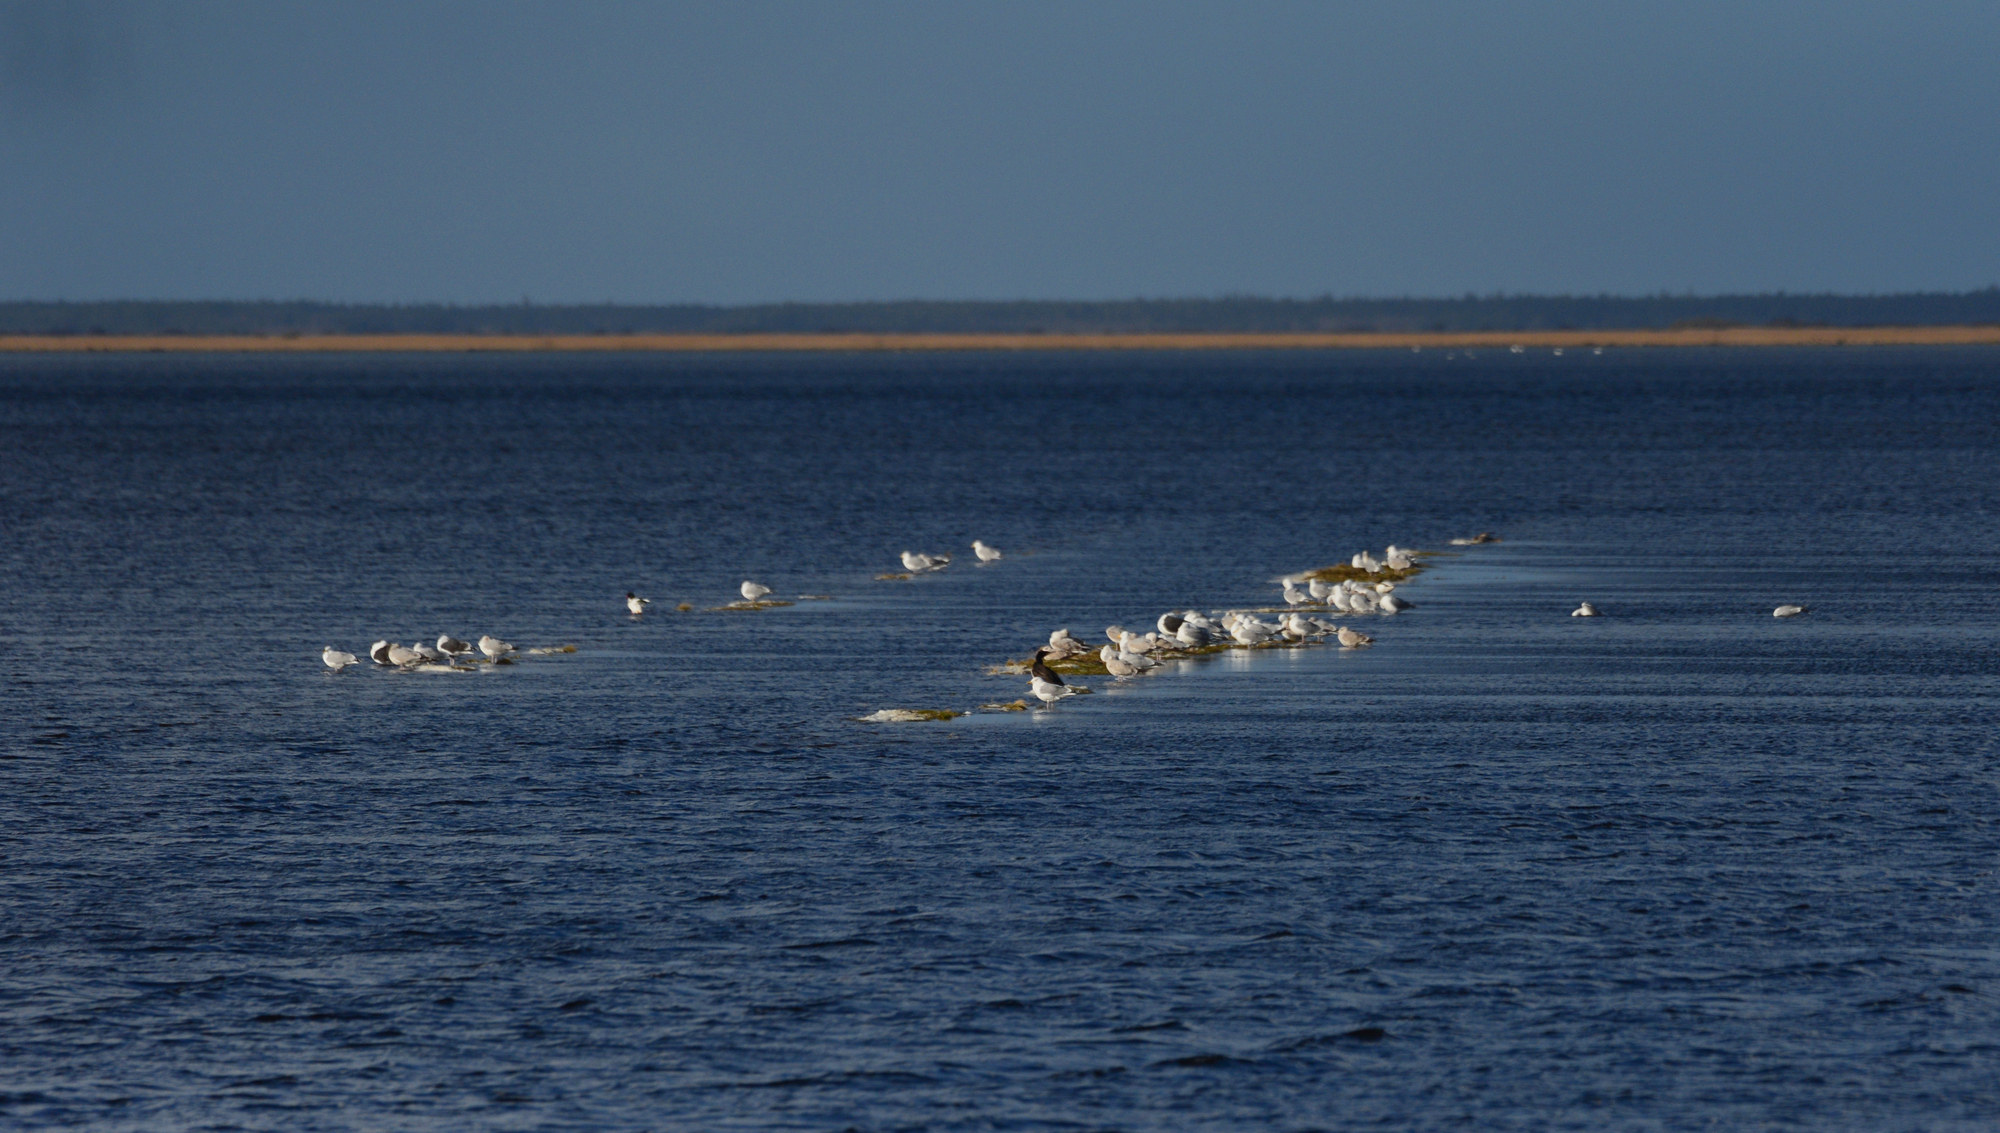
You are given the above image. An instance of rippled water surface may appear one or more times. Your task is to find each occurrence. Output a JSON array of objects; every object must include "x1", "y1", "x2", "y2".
[{"x1": 3, "y1": 348, "x2": 1998, "y2": 1130}]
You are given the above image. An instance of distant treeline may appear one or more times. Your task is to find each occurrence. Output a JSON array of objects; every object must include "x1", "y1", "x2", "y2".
[{"x1": 6, "y1": 290, "x2": 2000, "y2": 335}]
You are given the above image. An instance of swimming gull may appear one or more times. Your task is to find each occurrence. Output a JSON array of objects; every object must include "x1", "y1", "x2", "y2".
[
  {"x1": 626, "y1": 592, "x2": 651, "y2": 614},
  {"x1": 1571, "y1": 602, "x2": 1601, "y2": 617},
  {"x1": 1773, "y1": 604, "x2": 1808, "y2": 618},
  {"x1": 322, "y1": 647, "x2": 359, "y2": 671},
  {"x1": 1380, "y1": 593, "x2": 1413, "y2": 613},
  {"x1": 1336, "y1": 626, "x2": 1374, "y2": 648},
  {"x1": 972, "y1": 540, "x2": 1003, "y2": 562}
]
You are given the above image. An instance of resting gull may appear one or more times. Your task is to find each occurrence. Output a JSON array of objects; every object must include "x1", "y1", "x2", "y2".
[
  {"x1": 369, "y1": 640, "x2": 392, "y2": 666},
  {"x1": 437, "y1": 634, "x2": 472, "y2": 659},
  {"x1": 322, "y1": 647, "x2": 359, "y2": 671},
  {"x1": 478, "y1": 635, "x2": 515, "y2": 661},
  {"x1": 740, "y1": 581, "x2": 772, "y2": 602},
  {"x1": 972, "y1": 540, "x2": 1003, "y2": 562},
  {"x1": 1571, "y1": 602, "x2": 1601, "y2": 617},
  {"x1": 1773, "y1": 604, "x2": 1808, "y2": 618}
]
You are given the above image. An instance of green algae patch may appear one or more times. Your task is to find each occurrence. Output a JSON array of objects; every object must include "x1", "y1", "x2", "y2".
[
  {"x1": 710, "y1": 599, "x2": 796, "y2": 612},
  {"x1": 875, "y1": 572, "x2": 914, "y2": 581},
  {"x1": 857, "y1": 708, "x2": 962, "y2": 723},
  {"x1": 675, "y1": 602, "x2": 694, "y2": 611},
  {"x1": 980, "y1": 700, "x2": 1031, "y2": 712}
]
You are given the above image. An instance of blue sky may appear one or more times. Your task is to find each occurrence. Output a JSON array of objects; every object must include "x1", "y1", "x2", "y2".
[{"x1": 3, "y1": 1, "x2": 1997, "y2": 303}]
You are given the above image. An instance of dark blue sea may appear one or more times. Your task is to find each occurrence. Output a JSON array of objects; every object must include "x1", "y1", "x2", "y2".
[{"x1": 3, "y1": 348, "x2": 1997, "y2": 1130}]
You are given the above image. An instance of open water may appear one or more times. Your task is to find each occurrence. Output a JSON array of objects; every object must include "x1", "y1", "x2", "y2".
[{"x1": 2, "y1": 347, "x2": 1997, "y2": 1130}]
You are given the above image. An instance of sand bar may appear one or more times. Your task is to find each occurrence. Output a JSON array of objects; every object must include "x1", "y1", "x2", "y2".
[{"x1": 5, "y1": 326, "x2": 2000, "y2": 353}]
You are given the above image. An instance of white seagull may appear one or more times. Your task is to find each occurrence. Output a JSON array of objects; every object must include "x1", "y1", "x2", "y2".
[
  {"x1": 438, "y1": 634, "x2": 472, "y2": 659},
  {"x1": 626, "y1": 592, "x2": 651, "y2": 614},
  {"x1": 386, "y1": 643, "x2": 426, "y2": 667},
  {"x1": 900, "y1": 551, "x2": 935, "y2": 573},
  {"x1": 972, "y1": 540, "x2": 1003, "y2": 562},
  {"x1": 1773, "y1": 605, "x2": 1808, "y2": 618},
  {"x1": 1282, "y1": 581, "x2": 1310, "y2": 606},
  {"x1": 1336, "y1": 626, "x2": 1373, "y2": 648},
  {"x1": 740, "y1": 581, "x2": 771, "y2": 602},
  {"x1": 322, "y1": 647, "x2": 359, "y2": 671},
  {"x1": 1099, "y1": 644, "x2": 1141, "y2": 679},
  {"x1": 1572, "y1": 602, "x2": 1601, "y2": 617},
  {"x1": 478, "y1": 635, "x2": 514, "y2": 661}
]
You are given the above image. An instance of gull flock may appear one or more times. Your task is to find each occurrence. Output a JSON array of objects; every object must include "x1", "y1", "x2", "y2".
[
  {"x1": 321, "y1": 533, "x2": 1814, "y2": 705},
  {"x1": 321, "y1": 632, "x2": 557, "y2": 672},
  {"x1": 1004, "y1": 547, "x2": 1419, "y2": 709}
]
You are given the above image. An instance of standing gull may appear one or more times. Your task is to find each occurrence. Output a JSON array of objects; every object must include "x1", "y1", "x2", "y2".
[
  {"x1": 972, "y1": 540, "x2": 1003, "y2": 562},
  {"x1": 478, "y1": 635, "x2": 515, "y2": 662},
  {"x1": 1099, "y1": 644, "x2": 1140, "y2": 679},
  {"x1": 740, "y1": 581, "x2": 771, "y2": 602},
  {"x1": 1028, "y1": 648, "x2": 1077, "y2": 705},
  {"x1": 322, "y1": 647, "x2": 359, "y2": 671},
  {"x1": 900, "y1": 551, "x2": 935, "y2": 573},
  {"x1": 437, "y1": 634, "x2": 472, "y2": 660}
]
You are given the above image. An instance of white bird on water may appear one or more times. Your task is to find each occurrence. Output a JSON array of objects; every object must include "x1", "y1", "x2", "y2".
[
  {"x1": 1282, "y1": 580, "x2": 1310, "y2": 606},
  {"x1": 972, "y1": 540, "x2": 1003, "y2": 562},
  {"x1": 1572, "y1": 602, "x2": 1601, "y2": 617},
  {"x1": 740, "y1": 581, "x2": 771, "y2": 602},
  {"x1": 1336, "y1": 626, "x2": 1374, "y2": 648},
  {"x1": 1099, "y1": 644, "x2": 1141, "y2": 678},
  {"x1": 478, "y1": 635, "x2": 514, "y2": 661},
  {"x1": 1308, "y1": 579, "x2": 1332, "y2": 602},
  {"x1": 322, "y1": 646, "x2": 359, "y2": 671},
  {"x1": 900, "y1": 550, "x2": 943, "y2": 573},
  {"x1": 1773, "y1": 604, "x2": 1808, "y2": 618},
  {"x1": 626, "y1": 592, "x2": 651, "y2": 614}
]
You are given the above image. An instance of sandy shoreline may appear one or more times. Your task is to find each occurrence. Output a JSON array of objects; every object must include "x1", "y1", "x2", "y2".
[{"x1": 4, "y1": 326, "x2": 2000, "y2": 353}]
